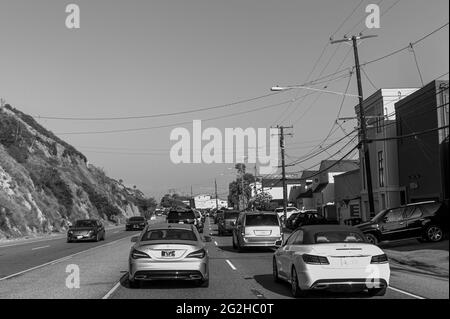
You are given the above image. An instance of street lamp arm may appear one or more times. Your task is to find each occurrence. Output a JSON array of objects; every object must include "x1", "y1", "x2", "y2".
[{"x1": 271, "y1": 86, "x2": 361, "y2": 98}]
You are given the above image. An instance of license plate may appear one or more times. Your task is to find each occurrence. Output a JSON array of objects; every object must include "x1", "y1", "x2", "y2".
[
  {"x1": 255, "y1": 231, "x2": 270, "y2": 236},
  {"x1": 77, "y1": 235, "x2": 83, "y2": 239},
  {"x1": 161, "y1": 250, "x2": 176, "y2": 258},
  {"x1": 178, "y1": 221, "x2": 184, "y2": 224},
  {"x1": 340, "y1": 258, "x2": 359, "y2": 267}
]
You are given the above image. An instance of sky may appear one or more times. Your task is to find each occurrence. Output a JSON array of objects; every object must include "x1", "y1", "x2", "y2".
[{"x1": 0, "y1": 0, "x2": 448, "y2": 200}]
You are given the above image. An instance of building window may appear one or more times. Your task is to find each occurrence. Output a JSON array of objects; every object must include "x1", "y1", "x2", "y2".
[
  {"x1": 378, "y1": 151, "x2": 384, "y2": 187},
  {"x1": 376, "y1": 114, "x2": 383, "y2": 133}
]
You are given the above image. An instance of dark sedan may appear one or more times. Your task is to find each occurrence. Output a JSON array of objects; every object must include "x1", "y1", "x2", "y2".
[
  {"x1": 67, "y1": 219, "x2": 105, "y2": 242},
  {"x1": 126, "y1": 216, "x2": 148, "y2": 231}
]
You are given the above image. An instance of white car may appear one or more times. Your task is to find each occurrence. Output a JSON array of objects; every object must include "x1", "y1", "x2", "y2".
[{"x1": 273, "y1": 225, "x2": 390, "y2": 297}]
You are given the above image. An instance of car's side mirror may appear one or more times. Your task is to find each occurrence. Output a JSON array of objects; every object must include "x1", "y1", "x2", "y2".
[{"x1": 131, "y1": 236, "x2": 139, "y2": 243}]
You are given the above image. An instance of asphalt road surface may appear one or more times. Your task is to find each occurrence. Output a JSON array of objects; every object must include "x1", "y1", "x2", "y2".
[{"x1": 0, "y1": 217, "x2": 447, "y2": 299}]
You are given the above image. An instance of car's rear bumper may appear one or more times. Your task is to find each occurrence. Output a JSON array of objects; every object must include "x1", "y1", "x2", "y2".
[
  {"x1": 241, "y1": 236, "x2": 283, "y2": 248},
  {"x1": 126, "y1": 225, "x2": 145, "y2": 230},
  {"x1": 298, "y1": 264, "x2": 390, "y2": 291},
  {"x1": 67, "y1": 234, "x2": 96, "y2": 241},
  {"x1": 129, "y1": 259, "x2": 209, "y2": 281}
]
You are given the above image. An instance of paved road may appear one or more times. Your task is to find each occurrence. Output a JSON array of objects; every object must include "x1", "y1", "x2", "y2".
[{"x1": 0, "y1": 217, "x2": 447, "y2": 299}]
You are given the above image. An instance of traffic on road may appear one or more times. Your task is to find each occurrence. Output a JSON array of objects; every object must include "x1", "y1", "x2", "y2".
[{"x1": 0, "y1": 210, "x2": 447, "y2": 300}]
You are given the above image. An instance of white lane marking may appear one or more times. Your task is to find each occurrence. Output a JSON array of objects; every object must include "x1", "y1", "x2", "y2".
[
  {"x1": 226, "y1": 259, "x2": 237, "y2": 270},
  {"x1": 102, "y1": 278, "x2": 124, "y2": 299},
  {"x1": 388, "y1": 286, "x2": 426, "y2": 299},
  {"x1": 0, "y1": 235, "x2": 134, "y2": 281},
  {"x1": 31, "y1": 245, "x2": 50, "y2": 251},
  {"x1": 214, "y1": 241, "x2": 218, "y2": 246}
]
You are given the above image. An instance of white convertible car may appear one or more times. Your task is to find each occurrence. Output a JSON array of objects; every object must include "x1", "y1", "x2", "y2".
[{"x1": 273, "y1": 225, "x2": 390, "y2": 297}]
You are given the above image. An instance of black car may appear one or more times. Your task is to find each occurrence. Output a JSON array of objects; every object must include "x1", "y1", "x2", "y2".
[
  {"x1": 284, "y1": 212, "x2": 300, "y2": 230},
  {"x1": 126, "y1": 216, "x2": 148, "y2": 231},
  {"x1": 167, "y1": 209, "x2": 201, "y2": 230},
  {"x1": 67, "y1": 219, "x2": 105, "y2": 242},
  {"x1": 356, "y1": 201, "x2": 449, "y2": 245},
  {"x1": 290, "y1": 211, "x2": 336, "y2": 230},
  {"x1": 218, "y1": 210, "x2": 240, "y2": 236}
]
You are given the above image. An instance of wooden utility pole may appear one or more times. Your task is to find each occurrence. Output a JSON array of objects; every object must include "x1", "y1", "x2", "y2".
[
  {"x1": 274, "y1": 125, "x2": 293, "y2": 220},
  {"x1": 331, "y1": 34, "x2": 377, "y2": 216}
]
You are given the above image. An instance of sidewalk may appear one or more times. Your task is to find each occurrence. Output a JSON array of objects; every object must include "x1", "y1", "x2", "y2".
[{"x1": 383, "y1": 242, "x2": 449, "y2": 278}]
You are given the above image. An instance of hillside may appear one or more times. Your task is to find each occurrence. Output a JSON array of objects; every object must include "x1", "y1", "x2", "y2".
[{"x1": 0, "y1": 104, "x2": 151, "y2": 240}]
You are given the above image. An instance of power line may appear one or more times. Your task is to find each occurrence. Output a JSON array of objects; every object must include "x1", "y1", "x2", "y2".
[{"x1": 33, "y1": 91, "x2": 286, "y2": 121}]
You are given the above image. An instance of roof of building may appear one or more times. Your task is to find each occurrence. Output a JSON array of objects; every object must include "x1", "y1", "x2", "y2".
[{"x1": 318, "y1": 160, "x2": 359, "y2": 173}]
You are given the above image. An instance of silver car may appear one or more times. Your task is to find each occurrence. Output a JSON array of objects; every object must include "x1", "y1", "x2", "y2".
[
  {"x1": 128, "y1": 223, "x2": 210, "y2": 288},
  {"x1": 232, "y1": 211, "x2": 283, "y2": 251}
]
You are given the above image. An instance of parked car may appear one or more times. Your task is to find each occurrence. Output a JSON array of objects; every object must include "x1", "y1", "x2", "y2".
[
  {"x1": 232, "y1": 211, "x2": 283, "y2": 251},
  {"x1": 344, "y1": 218, "x2": 363, "y2": 226},
  {"x1": 67, "y1": 219, "x2": 105, "y2": 242},
  {"x1": 126, "y1": 216, "x2": 148, "y2": 231},
  {"x1": 274, "y1": 207, "x2": 300, "y2": 223},
  {"x1": 285, "y1": 212, "x2": 300, "y2": 230},
  {"x1": 273, "y1": 225, "x2": 390, "y2": 297},
  {"x1": 128, "y1": 223, "x2": 210, "y2": 288},
  {"x1": 356, "y1": 201, "x2": 449, "y2": 245},
  {"x1": 154, "y1": 209, "x2": 163, "y2": 217},
  {"x1": 289, "y1": 210, "x2": 331, "y2": 230},
  {"x1": 218, "y1": 210, "x2": 240, "y2": 236}
]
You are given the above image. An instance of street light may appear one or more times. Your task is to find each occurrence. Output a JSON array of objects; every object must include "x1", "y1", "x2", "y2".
[{"x1": 271, "y1": 85, "x2": 361, "y2": 98}]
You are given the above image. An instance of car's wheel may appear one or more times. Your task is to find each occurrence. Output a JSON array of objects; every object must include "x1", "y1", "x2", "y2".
[
  {"x1": 196, "y1": 278, "x2": 209, "y2": 288},
  {"x1": 273, "y1": 258, "x2": 281, "y2": 283},
  {"x1": 232, "y1": 235, "x2": 237, "y2": 249},
  {"x1": 425, "y1": 225, "x2": 444, "y2": 242},
  {"x1": 365, "y1": 233, "x2": 379, "y2": 245},
  {"x1": 102, "y1": 233, "x2": 106, "y2": 241},
  {"x1": 367, "y1": 286, "x2": 387, "y2": 297},
  {"x1": 95, "y1": 233, "x2": 100, "y2": 242},
  {"x1": 128, "y1": 278, "x2": 140, "y2": 289},
  {"x1": 290, "y1": 267, "x2": 305, "y2": 298}
]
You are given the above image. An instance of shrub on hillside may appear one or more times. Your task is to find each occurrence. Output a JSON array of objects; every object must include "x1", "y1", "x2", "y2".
[
  {"x1": 82, "y1": 183, "x2": 121, "y2": 221},
  {"x1": 29, "y1": 168, "x2": 73, "y2": 216}
]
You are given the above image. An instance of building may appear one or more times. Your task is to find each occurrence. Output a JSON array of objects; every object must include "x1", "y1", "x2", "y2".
[
  {"x1": 194, "y1": 194, "x2": 228, "y2": 209},
  {"x1": 250, "y1": 174, "x2": 302, "y2": 209},
  {"x1": 355, "y1": 88, "x2": 419, "y2": 220},
  {"x1": 311, "y1": 160, "x2": 359, "y2": 220},
  {"x1": 395, "y1": 80, "x2": 449, "y2": 204},
  {"x1": 334, "y1": 169, "x2": 361, "y2": 223},
  {"x1": 289, "y1": 171, "x2": 317, "y2": 209}
]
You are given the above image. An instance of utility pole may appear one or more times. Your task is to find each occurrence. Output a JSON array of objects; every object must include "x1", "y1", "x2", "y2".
[
  {"x1": 331, "y1": 34, "x2": 377, "y2": 217},
  {"x1": 214, "y1": 179, "x2": 218, "y2": 209},
  {"x1": 274, "y1": 125, "x2": 293, "y2": 220}
]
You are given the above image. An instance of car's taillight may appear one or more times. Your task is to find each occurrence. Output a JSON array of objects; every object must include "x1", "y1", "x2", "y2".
[
  {"x1": 131, "y1": 249, "x2": 150, "y2": 259},
  {"x1": 186, "y1": 249, "x2": 206, "y2": 259},
  {"x1": 302, "y1": 254, "x2": 329, "y2": 265},
  {"x1": 371, "y1": 254, "x2": 388, "y2": 264}
]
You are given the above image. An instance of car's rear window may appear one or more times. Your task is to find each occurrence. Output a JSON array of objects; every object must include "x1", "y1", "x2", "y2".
[
  {"x1": 245, "y1": 214, "x2": 279, "y2": 226},
  {"x1": 75, "y1": 220, "x2": 96, "y2": 227},
  {"x1": 313, "y1": 231, "x2": 366, "y2": 244},
  {"x1": 224, "y1": 212, "x2": 239, "y2": 219},
  {"x1": 129, "y1": 217, "x2": 145, "y2": 221},
  {"x1": 168, "y1": 211, "x2": 195, "y2": 220},
  {"x1": 141, "y1": 229, "x2": 197, "y2": 241}
]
